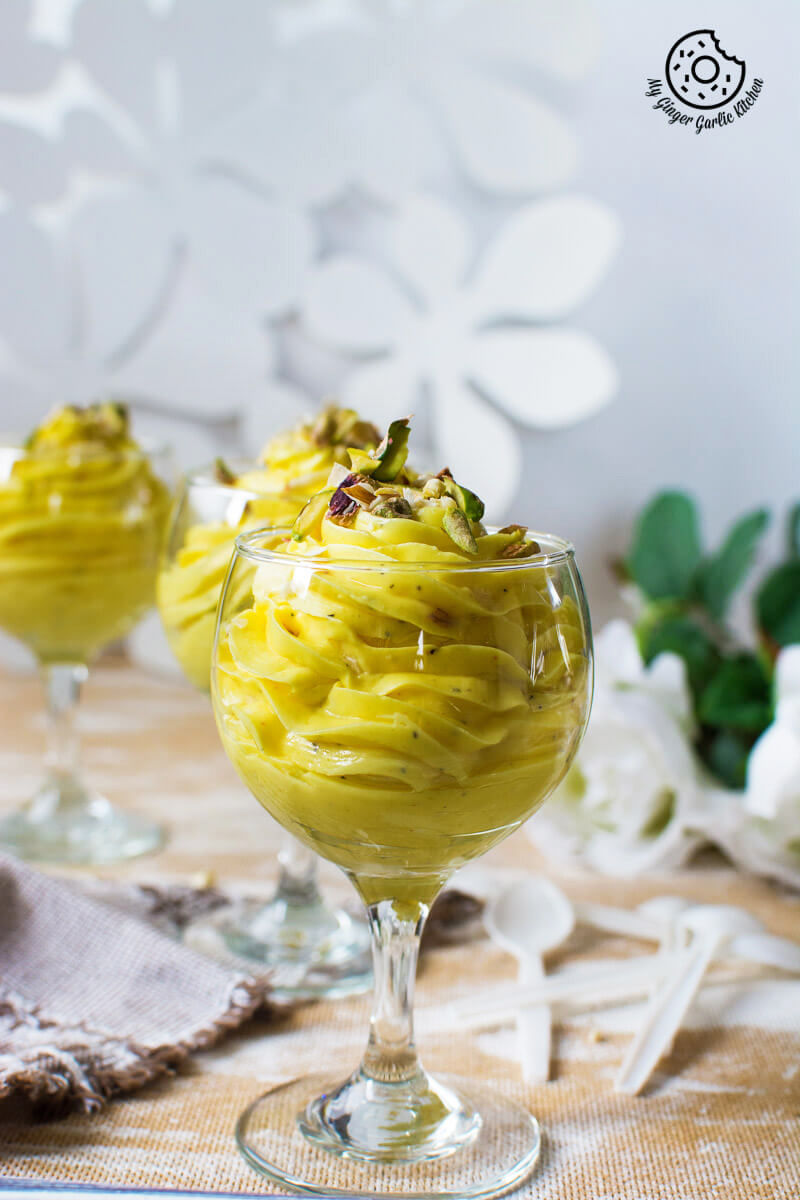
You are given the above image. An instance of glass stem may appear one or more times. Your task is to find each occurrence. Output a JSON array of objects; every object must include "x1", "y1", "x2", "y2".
[
  {"x1": 275, "y1": 834, "x2": 323, "y2": 905},
  {"x1": 43, "y1": 662, "x2": 88, "y2": 798},
  {"x1": 361, "y1": 899, "x2": 428, "y2": 1083}
]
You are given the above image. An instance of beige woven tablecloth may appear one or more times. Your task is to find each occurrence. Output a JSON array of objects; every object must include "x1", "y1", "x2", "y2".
[{"x1": 1, "y1": 662, "x2": 799, "y2": 1198}]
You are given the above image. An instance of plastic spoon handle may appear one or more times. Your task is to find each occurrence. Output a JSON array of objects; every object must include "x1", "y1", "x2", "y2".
[
  {"x1": 575, "y1": 902, "x2": 661, "y2": 941},
  {"x1": 615, "y1": 934, "x2": 722, "y2": 1095},
  {"x1": 420, "y1": 954, "x2": 672, "y2": 1034},
  {"x1": 730, "y1": 931, "x2": 800, "y2": 973},
  {"x1": 516, "y1": 953, "x2": 550, "y2": 1084}
]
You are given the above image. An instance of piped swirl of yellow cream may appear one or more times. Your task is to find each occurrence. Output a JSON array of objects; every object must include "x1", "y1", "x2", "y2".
[
  {"x1": 157, "y1": 489, "x2": 301, "y2": 691},
  {"x1": 0, "y1": 412, "x2": 169, "y2": 664},
  {"x1": 214, "y1": 514, "x2": 591, "y2": 906},
  {"x1": 157, "y1": 408, "x2": 381, "y2": 691}
]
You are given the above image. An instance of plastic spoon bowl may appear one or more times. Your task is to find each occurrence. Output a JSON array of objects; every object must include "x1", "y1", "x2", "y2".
[{"x1": 484, "y1": 876, "x2": 575, "y2": 1083}]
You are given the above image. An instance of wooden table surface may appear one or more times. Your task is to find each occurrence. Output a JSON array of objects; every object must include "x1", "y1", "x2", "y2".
[{"x1": 1, "y1": 662, "x2": 799, "y2": 1198}]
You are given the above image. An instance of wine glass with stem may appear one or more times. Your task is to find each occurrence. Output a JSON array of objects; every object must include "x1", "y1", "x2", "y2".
[
  {"x1": 158, "y1": 467, "x2": 371, "y2": 998},
  {"x1": 211, "y1": 525, "x2": 593, "y2": 1199},
  {"x1": 0, "y1": 436, "x2": 172, "y2": 864}
]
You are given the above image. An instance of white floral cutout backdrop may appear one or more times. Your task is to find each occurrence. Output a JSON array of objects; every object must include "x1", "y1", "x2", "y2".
[{"x1": 0, "y1": 0, "x2": 621, "y2": 519}]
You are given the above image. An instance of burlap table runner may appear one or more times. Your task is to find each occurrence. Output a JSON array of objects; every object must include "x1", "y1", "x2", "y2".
[
  {"x1": 2, "y1": 665, "x2": 799, "y2": 1197},
  {"x1": 0, "y1": 853, "x2": 270, "y2": 1113}
]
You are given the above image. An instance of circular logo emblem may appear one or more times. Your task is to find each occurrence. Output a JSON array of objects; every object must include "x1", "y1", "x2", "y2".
[{"x1": 665, "y1": 30, "x2": 745, "y2": 109}]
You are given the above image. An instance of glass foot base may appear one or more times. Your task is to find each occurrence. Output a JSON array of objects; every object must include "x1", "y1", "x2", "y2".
[
  {"x1": 0, "y1": 796, "x2": 165, "y2": 865},
  {"x1": 207, "y1": 897, "x2": 373, "y2": 1001},
  {"x1": 236, "y1": 1072, "x2": 541, "y2": 1198}
]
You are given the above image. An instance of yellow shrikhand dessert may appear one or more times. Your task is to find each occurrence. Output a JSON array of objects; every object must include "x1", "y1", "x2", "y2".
[
  {"x1": 157, "y1": 405, "x2": 382, "y2": 691},
  {"x1": 214, "y1": 433, "x2": 591, "y2": 907},
  {"x1": 0, "y1": 403, "x2": 169, "y2": 664}
]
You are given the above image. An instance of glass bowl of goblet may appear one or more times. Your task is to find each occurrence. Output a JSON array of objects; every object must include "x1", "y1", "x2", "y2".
[
  {"x1": 0, "y1": 428, "x2": 171, "y2": 864},
  {"x1": 211, "y1": 526, "x2": 593, "y2": 1199},
  {"x1": 157, "y1": 468, "x2": 371, "y2": 998}
]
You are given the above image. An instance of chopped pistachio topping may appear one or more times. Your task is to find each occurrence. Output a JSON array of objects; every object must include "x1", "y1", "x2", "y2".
[
  {"x1": 288, "y1": 414, "x2": 518, "y2": 558},
  {"x1": 371, "y1": 496, "x2": 413, "y2": 519},
  {"x1": 293, "y1": 491, "x2": 332, "y2": 540},
  {"x1": 440, "y1": 474, "x2": 485, "y2": 521},
  {"x1": 25, "y1": 401, "x2": 133, "y2": 453},
  {"x1": 309, "y1": 404, "x2": 380, "y2": 450},
  {"x1": 213, "y1": 457, "x2": 237, "y2": 485},
  {"x1": 442, "y1": 507, "x2": 478, "y2": 555},
  {"x1": 372, "y1": 417, "x2": 411, "y2": 482},
  {"x1": 500, "y1": 539, "x2": 540, "y2": 559}
]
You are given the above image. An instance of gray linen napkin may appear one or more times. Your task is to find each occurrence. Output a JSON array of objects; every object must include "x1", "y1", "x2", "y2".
[{"x1": 0, "y1": 853, "x2": 269, "y2": 1114}]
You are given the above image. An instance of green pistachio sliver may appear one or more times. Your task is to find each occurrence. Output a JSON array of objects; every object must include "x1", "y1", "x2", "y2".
[
  {"x1": 214, "y1": 457, "x2": 237, "y2": 485},
  {"x1": 373, "y1": 418, "x2": 411, "y2": 482},
  {"x1": 441, "y1": 475, "x2": 485, "y2": 521},
  {"x1": 292, "y1": 491, "x2": 331, "y2": 540},
  {"x1": 456, "y1": 483, "x2": 485, "y2": 522},
  {"x1": 500, "y1": 538, "x2": 541, "y2": 559},
  {"x1": 372, "y1": 496, "x2": 413, "y2": 519},
  {"x1": 108, "y1": 400, "x2": 130, "y2": 424},
  {"x1": 443, "y1": 508, "x2": 478, "y2": 555}
]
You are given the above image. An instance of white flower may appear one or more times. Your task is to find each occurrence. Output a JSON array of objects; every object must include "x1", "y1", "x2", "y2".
[
  {"x1": 0, "y1": 1, "x2": 60, "y2": 94},
  {"x1": 0, "y1": 0, "x2": 313, "y2": 450},
  {"x1": 302, "y1": 193, "x2": 620, "y2": 515},
  {"x1": 61, "y1": 0, "x2": 313, "y2": 346},
  {"x1": 216, "y1": 0, "x2": 600, "y2": 206},
  {"x1": 0, "y1": 208, "x2": 299, "y2": 466},
  {"x1": 714, "y1": 646, "x2": 800, "y2": 888},
  {"x1": 527, "y1": 621, "x2": 705, "y2": 876},
  {"x1": 746, "y1": 646, "x2": 800, "y2": 825}
]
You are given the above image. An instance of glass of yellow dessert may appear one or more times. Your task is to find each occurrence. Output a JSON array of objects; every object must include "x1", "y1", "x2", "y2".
[
  {"x1": 211, "y1": 433, "x2": 593, "y2": 1198},
  {"x1": 157, "y1": 407, "x2": 385, "y2": 995},
  {"x1": 0, "y1": 403, "x2": 171, "y2": 864}
]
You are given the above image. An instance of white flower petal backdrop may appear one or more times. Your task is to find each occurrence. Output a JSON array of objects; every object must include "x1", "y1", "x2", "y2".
[{"x1": 0, "y1": 0, "x2": 618, "y2": 512}]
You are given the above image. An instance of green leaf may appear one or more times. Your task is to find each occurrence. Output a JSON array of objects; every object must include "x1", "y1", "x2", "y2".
[
  {"x1": 787, "y1": 502, "x2": 800, "y2": 558},
  {"x1": 756, "y1": 561, "x2": 800, "y2": 647},
  {"x1": 703, "y1": 729, "x2": 751, "y2": 790},
  {"x1": 697, "y1": 654, "x2": 773, "y2": 732},
  {"x1": 639, "y1": 615, "x2": 721, "y2": 696},
  {"x1": 695, "y1": 509, "x2": 770, "y2": 621},
  {"x1": 627, "y1": 491, "x2": 702, "y2": 601}
]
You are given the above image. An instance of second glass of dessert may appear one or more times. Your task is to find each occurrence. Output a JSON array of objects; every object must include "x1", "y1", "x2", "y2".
[
  {"x1": 211, "y1": 426, "x2": 593, "y2": 1198},
  {"x1": 157, "y1": 406, "x2": 385, "y2": 996},
  {"x1": 0, "y1": 403, "x2": 170, "y2": 864}
]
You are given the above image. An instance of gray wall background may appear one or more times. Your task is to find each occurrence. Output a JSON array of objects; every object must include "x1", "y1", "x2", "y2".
[{"x1": 523, "y1": 0, "x2": 799, "y2": 622}]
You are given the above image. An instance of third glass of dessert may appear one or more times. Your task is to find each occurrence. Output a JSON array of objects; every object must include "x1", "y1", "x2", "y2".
[
  {"x1": 0, "y1": 403, "x2": 170, "y2": 864},
  {"x1": 157, "y1": 406, "x2": 385, "y2": 996},
  {"x1": 211, "y1": 427, "x2": 593, "y2": 1198}
]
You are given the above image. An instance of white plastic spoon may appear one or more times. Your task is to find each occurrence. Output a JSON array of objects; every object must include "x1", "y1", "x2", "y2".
[
  {"x1": 574, "y1": 895, "x2": 691, "y2": 946},
  {"x1": 420, "y1": 953, "x2": 678, "y2": 1035},
  {"x1": 484, "y1": 876, "x2": 575, "y2": 1083},
  {"x1": 637, "y1": 896, "x2": 692, "y2": 954},
  {"x1": 615, "y1": 904, "x2": 763, "y2": 1095},
  {"x1": 729, "y1": 930, "x2": 800, "y2": 973}
]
